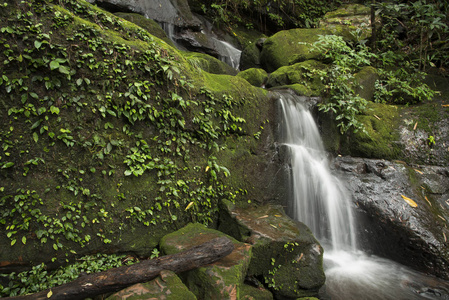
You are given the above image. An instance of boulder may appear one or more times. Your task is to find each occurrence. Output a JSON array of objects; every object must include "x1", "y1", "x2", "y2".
[
  {"x1": 240, "y1": 39, "x2": 265, "y2": 71},
  {"x1": 237, "y1": 68, "x2": 268, "y2": 87},
  {"x1": 334, "y1": 156, "x2": 449, "y2": 279},
  {"x1": 319, "y1": 4, "x2": 373, "y2": 42},
  {"x1": 260, "y1": 28, "x2": 332, "y2": 73},
  {"x1": 93, "y1": 0, "x2": 201, "y2": 29},
  {"x1": 265, "y1": 60, "x2": 327, "y2": 96},
  {"x1": 107, "y1": 270, "x2": 196, "y2": 300},
  {"x1": 354, "y1": 66, "x2": 379, "y2": 101},
  {"x1": 159, "y1": 223, "x2": 253, "y2": 299},
  {"x1": 218, "y1": 201, "x2": 325, "y2": 299}
]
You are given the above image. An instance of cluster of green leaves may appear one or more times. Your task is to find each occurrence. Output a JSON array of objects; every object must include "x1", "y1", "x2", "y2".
[
  {"x1": 198, "y1": 0, "x2": 340, "y2": 32},
  {"x1": 374, "y1": 0, "x2": 449, "y2": 72},
  {"x1": 0, "y1": 253, "x2": 137, "y2": 297},
  {"x1": 0, "y1": 0, "x2": 246, "y2": 279},
  {"x1": 311, "y1": 35, "x2": 373, "y2": 134}
]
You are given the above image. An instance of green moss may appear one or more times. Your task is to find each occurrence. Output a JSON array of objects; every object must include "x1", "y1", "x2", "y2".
[
  {"x1": 354, "y1": 66, "x2": 379, "y2": 101},
  {"x1": 237, "y1": 68, "x2": 268, "y2": 87},
  {"x1": 184, "y1": 51, "x2": 237, "y2": 75},
  {"x1": 266, "y1": 60, "x2": 327, "y2": 96},
  {"x1": 343, "y1": 102, "x2": 403, "y2": 159},
  {"x1": 260, "y1": 28, "x2": 332, "y2": 72},
  {"x1": 114, "y1": 12, "x2": 175, "y2": 47}
]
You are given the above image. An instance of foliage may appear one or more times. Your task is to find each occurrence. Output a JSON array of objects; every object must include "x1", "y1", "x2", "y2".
[
  {"x1": 374, "y1": 0, "x2": 449, "y2": 72},
  {"x1": 198, "y1": 0, "x2": 340, "y2": 32},
  {"x1": 0, "y1": 253, "x2": 137, "y2": 297},
  {"x1": 0, "y1": 0, "x2": 246, "y2": 285},
  {"x1": 311, "y1": 35, "x2": 372, "y2": 134}
]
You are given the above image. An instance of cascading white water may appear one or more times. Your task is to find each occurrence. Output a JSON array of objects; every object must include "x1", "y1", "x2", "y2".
[
  {"x1": 278, "y1": 92, "x2": 356, "y2": 251},
  {"x1": 277, "y1": 90, "x2": 449, "y2": 300}
]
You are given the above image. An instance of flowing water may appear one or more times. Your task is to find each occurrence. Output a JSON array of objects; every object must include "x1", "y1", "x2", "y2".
[{"x1": 277, "y1": 90, "x2": 449, "y2": 300}]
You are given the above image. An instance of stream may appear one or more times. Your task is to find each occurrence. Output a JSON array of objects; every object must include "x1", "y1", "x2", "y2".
[{"x1": 277, "y1": 90, "x2": 449, "y2": 300}]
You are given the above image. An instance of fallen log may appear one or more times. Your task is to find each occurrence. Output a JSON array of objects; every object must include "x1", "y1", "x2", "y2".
[{"x1": 4, "y1": 236, "x2": 234, "y2": 300}]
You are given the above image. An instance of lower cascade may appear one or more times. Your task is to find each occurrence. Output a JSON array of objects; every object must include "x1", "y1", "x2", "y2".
[{"x1": 276, "y1": 90, "x2": 449, "y2": 300}]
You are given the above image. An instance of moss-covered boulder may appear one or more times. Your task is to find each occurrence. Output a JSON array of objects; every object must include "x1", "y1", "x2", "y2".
[
  {"x1": 319, "y1": 4, "x2": 372, "y2": 42},
  {"x1": 265, "y1": 60, "x2": 327, "y2": 96},
  {"x1": 218, "y1": 201, "x2": 325, "y2": 299},
  {"x1": 160, "y1": 223, "x2": 253, "y2": 300},
  {"x1": 107, "y1": 270, "x2": 196, "y2": 300},
  {"x1": 260, "y1": 28, "x2": 332, "y2": 73},
  {"x1": 237, "y1": 68, "x2": 268, "y2": 87},
  {"x1": 354, "y1": 66, "x2": 379, "y2": 101},
  {"x1": 320, "y1": 102, "x2": 403, "y2": 159},
  {"x1": 240, "y1": 39, "x2": 264, "y2": 71}
]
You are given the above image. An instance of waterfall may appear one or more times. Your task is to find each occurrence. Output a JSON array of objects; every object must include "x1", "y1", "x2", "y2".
[
  {"x1": 276, "y1": 90, "x2": 449, "y2": 300},
  {"x1": 278, "y1": 91, "x2": 356, "y2": 251},
  {"x1": 211, "y1": 38, "x2": 241, "y2": 69}
]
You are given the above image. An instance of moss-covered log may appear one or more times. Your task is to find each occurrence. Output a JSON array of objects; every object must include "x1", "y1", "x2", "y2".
[{"x1": 3, "y1": 237, "x2": 234, "y2": 300}]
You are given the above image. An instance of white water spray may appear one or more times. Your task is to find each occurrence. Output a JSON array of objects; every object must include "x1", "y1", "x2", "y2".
[{"x1": 277, "y1": 90, "x2": 449, "y2": 300}]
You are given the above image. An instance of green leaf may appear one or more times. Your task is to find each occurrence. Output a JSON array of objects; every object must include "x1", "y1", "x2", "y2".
[
  {"x1": 58, "y1": 65, "x2": 70, "y2": 75},
  {"x1": 22, "y1": 236, "x2": 26, "y2": 245},
  {"x1": 50, "y1": 106, "x2": 60, "y2": 115},
  {"x1": 11, "y1": 239, "x2": 16, "y2": 246},
  {"x1": 124, "y1": 170, "x2": 132, "y2": 176},
  {"x1": 2, "y1": 162, "x2": 14, "y2": 169},
  {"x1": 33, "y1": 132, "x2": 39, "y2": 143},
  {"x1": 34, "y1": 40, "x2": 42, "y2": 49},
  {"x1": 49, "y1": 60, "x2": 60, "y2": 70}
]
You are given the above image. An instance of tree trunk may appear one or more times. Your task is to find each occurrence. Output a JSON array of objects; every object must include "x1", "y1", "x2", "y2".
[{"x1": 4, "y1": 236, "x2": 234, "y2": 300}]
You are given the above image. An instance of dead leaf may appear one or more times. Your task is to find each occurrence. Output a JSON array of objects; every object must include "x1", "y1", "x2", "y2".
[
  {"x1": 47, "y1": 290, "x2": 53, "y2": 298},
  {"x1": 425, "y1": 196, "x2": 432, "y2": 206},
  {"x1": 274, "y1": 214, "x2": 282, "y2": 217},
  {"x1": 374, "y1": 114, "x2": 381, "y2": 120},
  {"x1": 414, "y1": 169, "x2": 423, "y2": 174},
  {"x1": 185, "y1": 202, "x2": 194, "y2": 211},
  {"x1": 401, "y1": 195, "x2": 418, "y2": 207},
  {"x1": 413, "y1": 122, "x2": 418, "y2": 130},
  {"x1": 443, "y1": 232, "x2": 447, "y2": 242},
  {"x1": 205, "y1": 166, "x2": 210, "y2": 172},
  {"x1": 257, "y1": 215, "x2": 268, "y2": 219},
  {"x1": 270, "y1": 224, "x2": 277, "y2": 229},
  {"x1": 442, "y1": 104, "x2": 449, "y2": 107},
  {"x1": 438, "y1": 215, "x2": 446, "y2": 221}
]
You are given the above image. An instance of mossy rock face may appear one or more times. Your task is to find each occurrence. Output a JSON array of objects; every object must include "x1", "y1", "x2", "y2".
[
  {"x1": 160, "y1": 223, "x2": 252, "y2": 300},
  {"x1": 218, "y1": 202, "x2": 325, "y2": 299},
  {"x1": 107, "y1": 270, "x2": 197, "y2": 300},
  {"x1": 260, "y1": 28, "x2": 332, "y2": 73},
  {"x1": 237, "y1": 68, "x2": 268, "y2": 87},
  {"x1": 354, "y1": 66, "x2": 379, "y2": 101},
  {"x1": 319, "y1": 4, "x2": 372, "y2": 42},
  {"x1": 114, "y1": 12, "x2": 176, "y2": 48},
  {"x1": 320, "y1": 102, "x2": 403, "y2": 159},
  {"x1": 0, "y1": 0, "x2": 276, "y2": 275},
  {"x1": 184, "y1": 52, "x2": 238, "y2": 75},
  {"x1": 266, "y1": 60, "x2": 327, "y2": 96}
]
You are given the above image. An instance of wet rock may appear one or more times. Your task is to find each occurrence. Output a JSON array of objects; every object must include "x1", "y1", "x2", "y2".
[
  {"x1": 107, "y1": 270, "x2": 196, "y2": 300},
  {"x1": 334, "y1": 156, "x2": 449, "y2": 279},
  {"x1": 218, "y1": 201, "x2": 325, "y2": 299},
  {"x1": 93, "y1": 0, "x2": 201, "y2": 29},
  {"x1": 240, "y1": 39, "x2": 265, "y2": 71},
  {"x1": 159, "y1": 223, "x2": 252, "y2": 299}
]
